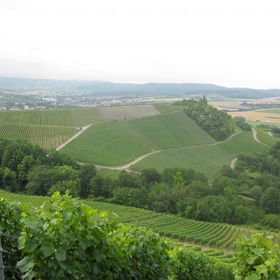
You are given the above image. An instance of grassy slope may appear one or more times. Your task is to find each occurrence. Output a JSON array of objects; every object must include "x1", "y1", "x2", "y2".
[
  {"x1": 0, "y1": 105, "x2": 159, "y2": 150},
  {"x1": 61, "y1": 112, "x2": 215, "y2": 165},
  {"x1": 133, "y1": 132, "x2": 267, "y2": 177},
  {"x1": 255, "y1": 128, "x2": 279, "y2": 145},
  {"x1": 153, "y1": 103, "x2": 184, "y2": 114}
]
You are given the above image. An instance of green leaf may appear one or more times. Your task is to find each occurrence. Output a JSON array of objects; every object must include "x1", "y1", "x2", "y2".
[
  {"x1": 17, "y1": 256, "x2": 35, "y2": 272},
  {"x1": 55, "y1": 247, "x2": 67, "y2": 261},
  {"x1": 41, "y1": 244, "x2": 53, "y2": 258}
]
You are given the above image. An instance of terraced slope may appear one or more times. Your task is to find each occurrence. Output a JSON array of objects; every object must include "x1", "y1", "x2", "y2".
[
  {"x1": 2, "y1": 190, "x2": 279, "y2": 251},
  {"x1": 61, "y1": 112, "x2": 215, "y2": 165},
  {"x1": 0, "y1": 190, "x2": 238, "y2": 264}
]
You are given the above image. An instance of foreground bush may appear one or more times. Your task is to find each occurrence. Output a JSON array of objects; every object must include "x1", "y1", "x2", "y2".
[
  {"x1": 111, "y1": 226, "x2": 170, "y2": 279},
  {"x1": 235, "y1": 233, "x2": 280, "y2": 280},
  {"x1": 1, "y1": 193, "x2": 237, "y2": 279},
  {"x1": 0, "y1": 198, "x2": 22, "y2": 279},
  {"x1": 17, "y1": 193, "x2": 171, "y2": 279},
  {"x1": 169, "y1": 247, "x2": 234, "y2": 280}
]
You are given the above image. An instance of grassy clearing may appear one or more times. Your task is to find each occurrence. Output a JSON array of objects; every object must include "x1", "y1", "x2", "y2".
[
  {"x1": 133, "y1": 132, "x2": 267, "y2": 177},
  {"x1": 61, "y1": 112, "x2": 215, "y2": 165}
]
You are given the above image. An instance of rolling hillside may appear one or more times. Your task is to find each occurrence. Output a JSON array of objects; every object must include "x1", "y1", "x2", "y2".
[
  {"x1": 133, "y1": 131, "x2": 267, "y2": 177},
  {"x1": 61, "y1": 112, "x2": 215, "y2": 165},
  {"x1": 0, "y1": 105, "x2": 158, "y2": 149}
]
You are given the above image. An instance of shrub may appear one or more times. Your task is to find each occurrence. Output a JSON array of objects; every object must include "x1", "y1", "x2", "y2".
[
  {"x1": 17, "y1": 192, "x2": 118, "y2": 279},
  {"x1": 235, "y1": 233, "x2": 280, "y2": 280},
  {"x1": 17, "y1": 193, "x2": 170, "y2": 280},
  {"x1": 0, "y1": 198, "x2": 22, "y2": 279},
  {"x1": 169, "y1": 247, "x2": 234, "y2": 280},
  {"x1": 111, "y1": 226, "x2": 170, "y2": 279}
]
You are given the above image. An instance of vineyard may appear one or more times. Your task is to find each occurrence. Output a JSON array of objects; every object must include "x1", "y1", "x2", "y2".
[
  {"x1": 0, "y1": 105, "x2": 158, "y2": 150},
  {"x1": 87, "y1": 200, "x2": 262, "y2": 250},
  {"x1": 0, "y1": 191, "x2": 238, "y2": 265},
  {"x1": 2, "y1": 190, "x2": 279, "y2": 255}
]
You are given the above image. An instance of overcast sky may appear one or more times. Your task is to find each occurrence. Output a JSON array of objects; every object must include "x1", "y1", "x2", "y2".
[{"x1": 0, "y1": 0, "x2": 280, "y2": 88}]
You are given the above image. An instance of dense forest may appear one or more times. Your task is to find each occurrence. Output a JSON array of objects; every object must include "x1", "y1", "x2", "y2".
[{"x1": 0, "y1": 138, "x2": 279, "y2": 231}]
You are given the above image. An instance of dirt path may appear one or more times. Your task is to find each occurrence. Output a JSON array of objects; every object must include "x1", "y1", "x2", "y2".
[
  {"x1": 252, "y1": 127, "x2": 268, "y2": 146},
  {"x1": 94, "y1": 132, "x2": 241, "y2": 172},
  {"x1": 56, "y1": 124, "x2": 92, "y2": 151},
  {"x1": 230, "y1": 158, "x2": 238, "y2": 169},
  {"x1": 252, "y1": 128, "x2": 261, "y2": 143},
  {"x1": 95, "y1": 150, "x2": 161, "y2": 172}
]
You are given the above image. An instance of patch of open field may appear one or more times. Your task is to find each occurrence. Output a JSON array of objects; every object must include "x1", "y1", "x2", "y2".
[
  {"x1": 61, "y1": 112, "x2": 215, "y2": 165},
  {"x1": 153, "y1": 103, "x2": 184, "y2": 114},
  {"x1": 256, "y1": 108, "x2": 280, "y2": 114},
  {"x1": 133, "y1": 132, "x2": 267, "y2": 177},
  {"x1": 98, "y1": 105, "x2": 159, "y2": 121},
  {"x1": 229, "y1": 111, "x2": 280, "y2": 124}
]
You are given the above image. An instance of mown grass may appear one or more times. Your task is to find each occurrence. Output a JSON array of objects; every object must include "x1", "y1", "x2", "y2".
[
  {"x1": 61, "y1": 112, "x2": 215, "y2": 165},
  {"x1": 133, "y1": 132, "x2": 267, "y2": 177}
]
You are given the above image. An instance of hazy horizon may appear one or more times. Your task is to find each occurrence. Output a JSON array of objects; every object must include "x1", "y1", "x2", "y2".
[{"x1": 1, "y1": 0, "x2": 280, "y2": 88}]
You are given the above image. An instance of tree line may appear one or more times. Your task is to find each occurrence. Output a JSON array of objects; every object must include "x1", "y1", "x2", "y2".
[
  {"x1": 175, "y1": 97, "x2": 235, "y2": 140},
  {"x1": 0, "y1": 138, "x2": 279, "y2": 230}
]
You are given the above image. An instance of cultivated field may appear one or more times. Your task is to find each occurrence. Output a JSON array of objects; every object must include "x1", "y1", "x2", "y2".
[
  {"x1": 133, "y1": 131, "x2": 267, "y2": 177},
  {"x1": 0, "y1": 105, "x2": 159, "y2": 149},
  {"x1": 229, "y1": 110, "x2": 280, "y2": 124},
  {"x1": 61, "y1": 112, "x2": 215, "y2": 165},
  {"x1": 1, "y1": 190, "x2": 279, "y2": 255}
]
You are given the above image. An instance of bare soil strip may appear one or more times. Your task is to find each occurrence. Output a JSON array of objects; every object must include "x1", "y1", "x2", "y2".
[
  {"x1": 230, "y1": 158, "x2": 238, "y2": 169},
  {"x1": 56, "y1": 124, "x2": 92, "y2": 151}
]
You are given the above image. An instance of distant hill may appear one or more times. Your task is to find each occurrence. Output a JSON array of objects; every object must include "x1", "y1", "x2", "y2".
[{"x1": 1, "y1": 76, "x2": 280, "y2": 98}]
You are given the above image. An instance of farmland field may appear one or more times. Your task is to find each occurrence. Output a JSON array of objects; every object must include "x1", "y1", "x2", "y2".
[
  {"x1": 61, "y1": 112, "x2": 215, "y2": 165},
  {"x1": 153, "y1": 103, "x2": 184, "y2": 114},
  {"x1": 229, "y1": 110, "x2": 280, "y2": 124},
  {"x1": 0, "y1": 105, "x2": 159, "y2": 149},
  {"x1": 133, "y1": 131, "x2": 267, "y2": 177},
  {"x1": 3, "y1": 190, "x2": 279, "y2": 253}
]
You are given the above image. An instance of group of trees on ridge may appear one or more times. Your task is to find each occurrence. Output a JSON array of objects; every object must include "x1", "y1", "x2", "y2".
[
  {"x1": 176, "y1": 98, "x2": 235, "y2": 140},
  {"x1": 0, "y1": 137, "x2": 280, "y2": 230}
]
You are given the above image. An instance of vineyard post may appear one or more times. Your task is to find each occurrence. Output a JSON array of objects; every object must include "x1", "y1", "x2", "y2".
[{"x1": 0, "y1": 237, "x2": 4, "y2": 280}]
